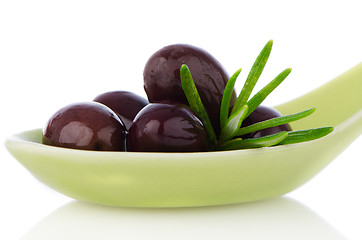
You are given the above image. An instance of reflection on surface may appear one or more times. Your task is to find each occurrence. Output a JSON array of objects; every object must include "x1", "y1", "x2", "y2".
[{"x1": 22, "y1": 197, "x2": 346, "y2": 240}]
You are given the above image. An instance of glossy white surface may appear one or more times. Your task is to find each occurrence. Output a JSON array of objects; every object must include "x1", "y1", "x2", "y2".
[{"x1": 1, "y1": 0, "x2": 361, "y2": 239}]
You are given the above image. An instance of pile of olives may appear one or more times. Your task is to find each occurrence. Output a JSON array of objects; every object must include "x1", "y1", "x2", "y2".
[{"x1": 43, "y1": 44, "x2": 290, "y2": 152}]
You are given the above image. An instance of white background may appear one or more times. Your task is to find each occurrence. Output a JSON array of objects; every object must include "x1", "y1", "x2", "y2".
[{"x1": 0, "y1": 0, "x2": 361, "y2": 239}]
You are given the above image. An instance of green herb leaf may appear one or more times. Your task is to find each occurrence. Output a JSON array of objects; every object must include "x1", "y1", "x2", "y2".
[
  {"x1": 179, "y1": 41, "x2": 334, "y2": 152},
  {"x1": 236, "y1": 108, "x2": 316, "y2": 136},
  {"x1": 218, "y1": 131, "x2": 288, "y2": 151},
  {"x1": 278, "y1": 127, "x2": 334, "y2": 145},
  {"x1": 219, "y1": 104, "x2": 248, "y2": 143},
  {"x1": 231, "y1": 40, "x2": 273, "y2": 115},
  {"x1": 246, "y1": 68, "x2": 292, "y2": 117},
  {"x1": 180, "y1": 64, "x2": 217, "y2": 147},
  {"x1": 220, "y1": 68, "x2": 242, "y2": 129}
]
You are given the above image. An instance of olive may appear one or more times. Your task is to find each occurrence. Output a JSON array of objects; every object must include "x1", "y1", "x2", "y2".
[
  {"x1": 94, "y1": 91, "x2": 148, "y2": 129},
  {"x1": 43, "y1": 102, "x2": 127, "y2": 151},
  {"x1": 143, "y1": 44, "x2": 236, "y2": 136},
  {"x1": 240, "y1": 105, "x2": 292, "y2": 139},
  {"x1": 127, "y1": 103, "x2": 209, "y2": 152}
]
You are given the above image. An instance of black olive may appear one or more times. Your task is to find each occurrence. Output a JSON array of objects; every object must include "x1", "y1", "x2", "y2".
[
  {"x1": 143, "y1": 44, "x2": 236, "y2": 136},
  {"x1": 43, "y1": 102, "x2": 127, "y2": 151},
  {"x1": 127, "y1": 103, "x2": 209, "y2": 152},
  {"x1": 94, "y1": 91, "x2": 148, "y2": 129}
]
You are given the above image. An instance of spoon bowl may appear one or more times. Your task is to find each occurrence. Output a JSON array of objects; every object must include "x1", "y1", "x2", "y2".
[{"x1": 5, "y1": 63, "x2": 362, "y2": 207}]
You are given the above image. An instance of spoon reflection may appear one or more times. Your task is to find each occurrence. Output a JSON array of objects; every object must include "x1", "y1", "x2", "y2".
[{"x1": 21, "y1": 197, "x2": 347, "y2": 240}]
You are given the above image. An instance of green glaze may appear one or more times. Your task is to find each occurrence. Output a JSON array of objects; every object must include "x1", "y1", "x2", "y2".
[{"x1": 5, "y1": 63, "x2": 362, "y2": 208}]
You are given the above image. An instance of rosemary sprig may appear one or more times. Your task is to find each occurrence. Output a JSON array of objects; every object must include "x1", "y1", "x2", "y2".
[
  {"x1": 246, "y1": 68, "x2": 292, "y2": 117},
  {"x1": 278, "y1": 127, "x2": 334, "y2": 145},
  {"x1": 219, "y1": 104, "x2": 248, "y2": 143},
  {"x1": 180, "y1": 64, "x2": 217, "y2": 147},
  {"x1": 220, "y1": 68, "x2": 242, "y2": 128},
  {"x1": 179, "y1": 39, "x2": 333, "y2": 151},
  {"x1": 236, "y1": 108, "x2": 316, "y2": 136},
  {"x1": 231, "y1": 40, "x2": 273, "y2": 115},
  {"x1": 218, "y1": 131, "x2": 288, "y2": 150}
]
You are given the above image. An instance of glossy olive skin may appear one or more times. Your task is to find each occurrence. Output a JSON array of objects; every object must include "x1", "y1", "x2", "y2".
[
  {"x1": 127, "y1": 103, "x2": 209, "y2": 152},
  {"x1": 43, "y1": 102, "x2": 127, "y2": 151},
  {"x1": 241, "y1": 105, "x2": 292, "y2": 139},
  {"x1": 143, "y1": 44, "x2": 236, "y2": 135},
  {"x1": 94, "y1": 91, "x2": 148, "y2": 129}
]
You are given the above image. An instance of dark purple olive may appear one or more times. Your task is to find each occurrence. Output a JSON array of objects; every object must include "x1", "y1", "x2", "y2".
[
  {"x1": 127, "y1": 103, "x2": 209, "y2": 152},
  {"x1": 43, "y1": 102, "x2": 127, "y2": 151},
  {"x1": 143, "y1": 44, "x2": 236, "y2": 136},
  {"x1": 241, "y1": 105, "x2": 292, "y2": 139},
  {"x1": 94, "y1": 91, "x2": 148, "y2": 129}
]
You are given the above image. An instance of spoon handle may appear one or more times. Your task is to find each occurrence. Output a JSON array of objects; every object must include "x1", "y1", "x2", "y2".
[{"x1": 276, "y1": 63, "x2": 362, "y2": 129}]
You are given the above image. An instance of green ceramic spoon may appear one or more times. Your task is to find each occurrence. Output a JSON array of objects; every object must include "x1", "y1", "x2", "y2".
[{"x1": 5, "y1": 63, "x2": 362, "y2": 208}]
